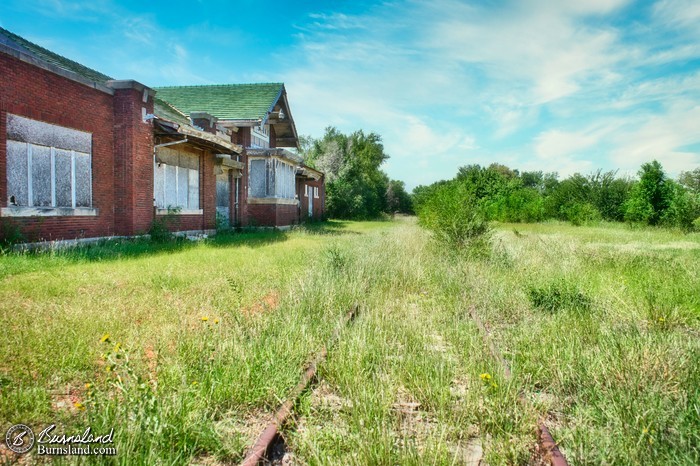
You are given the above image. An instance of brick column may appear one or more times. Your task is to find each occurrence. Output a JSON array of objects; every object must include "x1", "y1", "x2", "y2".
[{"x1": 108, "y1": 80, "x2": 155, "y2": 236}]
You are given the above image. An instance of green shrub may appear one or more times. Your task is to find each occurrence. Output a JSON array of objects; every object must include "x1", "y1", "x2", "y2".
[
  {"x1": 0, "y1": 219, "x2": 24, "y2": 251},
  {"x1": 416, "y1": 180, "x2": 491, "y2": 251},
  {"x1": 149, "y1": 207, "x2": 181, "y2": 243},
  {"x1": 661, "y1": 183, "x2": 700, "y2": 232},
  {"x1": 624, "y1": 160, "x2": 673, "y2": 226},
  {"x1": 561, "y1": 201, "x2": 602, "y2": 226}
]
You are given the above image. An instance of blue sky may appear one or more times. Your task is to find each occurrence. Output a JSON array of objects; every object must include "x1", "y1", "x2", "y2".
[{"x1": 2, "y1": 0, "x2": 699, "y2": 190}]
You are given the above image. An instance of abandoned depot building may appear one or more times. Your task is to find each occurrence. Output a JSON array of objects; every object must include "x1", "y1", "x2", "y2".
[{"x1": 0, "y1": 27, "x2": 325, "y2": 245}]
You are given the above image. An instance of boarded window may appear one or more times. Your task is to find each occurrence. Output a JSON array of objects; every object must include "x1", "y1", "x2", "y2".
[
  {"x1": 154, "y1": 147, "x2": 200, "y2": 210},
  {"x1": 249, "y1": 157, "x2": 296, "y2": 199},
  {"x1": 216, "y1": 172, "x2": 230, "y2": 208},
  {"x1": 5, "y1": 114, "x2": 92, "y2": 208}
]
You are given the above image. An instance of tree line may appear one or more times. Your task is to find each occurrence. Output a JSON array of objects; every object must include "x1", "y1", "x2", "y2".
[
  {"x1": 301, "y1": 127, "x2": 412, "y2": 219},
  {"x1": 413, "y1": 160, "x2": 700, "y2": 244}
]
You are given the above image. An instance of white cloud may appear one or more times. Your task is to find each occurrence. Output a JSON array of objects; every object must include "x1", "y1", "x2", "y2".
[
  {"x1": 534, "y1": 130, "x2": 599, "y2": 160},
  {"x1": 609, "y1": 103, "x2": 700, "y2": 175}
]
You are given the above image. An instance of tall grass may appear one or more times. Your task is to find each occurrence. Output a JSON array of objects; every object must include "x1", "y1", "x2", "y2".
[{"x1": 1, "y1": 219, "x2": 698, "y2": 464}]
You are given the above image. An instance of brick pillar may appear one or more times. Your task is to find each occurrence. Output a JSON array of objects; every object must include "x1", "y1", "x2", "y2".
[
  {"x1": 240, "y1": 150, "x2": 250, "y2": 225},
  {"x1": 202, "y1": 151, "x2": 216, "y2": 230},
  {"x1": 108, "y1": 80, "x2": 155, "y2": 236}
]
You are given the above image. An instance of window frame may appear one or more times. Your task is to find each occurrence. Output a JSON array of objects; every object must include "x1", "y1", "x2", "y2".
[{"x1": 3, "y1": 115, "x2": 97, "y2": 217}]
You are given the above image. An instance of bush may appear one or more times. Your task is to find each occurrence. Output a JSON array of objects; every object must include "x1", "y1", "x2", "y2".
[
  {"x1": 661, "y1": 183, "x2": 700, "y2": 232},
  {"x1": 624, "y1": 160, "x2": 673, "y2": 226},
  {"x1": 560, "y1": 201, "x2": 601, "y2": 226},
  {"x1": 149, "y1": 207, "x2": 181, "y2": 243},
  {"x1": 416, "y1": 181, "x2": 491, "y2": 251},
  {"x1": 0, "y1": 219, "x2": 24, "y2": 251}
]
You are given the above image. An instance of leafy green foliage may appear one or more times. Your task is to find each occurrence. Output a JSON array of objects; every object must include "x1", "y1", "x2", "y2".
[
  {"x1": 0, "y1": 218, "x2": 24, "y2": 250},
  {"x1": 624, "y1": 160, "x2": 673, "y2": 225},
  {"x1": 303, "y1": 127, "x2": 409, "y2": 219},
  {"x1": 415, "y1": 180, "x2": 491, "y2": 250},
  {"x1": 149, "y1": 207, "x2": 182, "y2": 242},
  {"x1": 414, "y1": 159, "x2": 698, "y2": 232}
]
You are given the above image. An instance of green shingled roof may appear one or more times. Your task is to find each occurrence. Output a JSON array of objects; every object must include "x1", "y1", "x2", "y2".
[
  {"x1": 154, "y1": 83, "x2": 284, "y2": 121},
  {"x1": 0, "y1": 27, "x2": 113, "y2": 83}
]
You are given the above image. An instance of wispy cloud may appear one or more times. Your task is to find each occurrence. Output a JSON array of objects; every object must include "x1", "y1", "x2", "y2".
[{"x1": 4, "y1": 0, "x2": 697, "y2": 188}]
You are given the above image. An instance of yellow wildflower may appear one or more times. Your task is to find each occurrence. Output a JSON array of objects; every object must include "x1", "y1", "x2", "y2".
[
  {"x1": 657, "y1": 317, "x2": 665, "y2": 323},
  {"x1": 74, "y1": 402, "x2": 85, "y2": 410},
  {"x1": 191, "y1": 381, "x2": 198, "y2": 386},
  {"x1": 201, "y1": 316, "x2": 209, "y2": 322},
  {"x1": 85, "y1": 383, "x2": 92, "y2": 389},
  {"x1": 100, "y1": 334, "x2": 111, "y2": 343},
  {"x1": 113, "y1": 342, "x2": 121, "y2": 352},
  {"x1": 214, "y1": 318, "x2": 219, "y2": 324},
  {"x1": 491, "y1": 382, "x2": 498, "y2": 389},
  {"x1": 479, "y1": 373, "x2": 492, "y2": 382}
]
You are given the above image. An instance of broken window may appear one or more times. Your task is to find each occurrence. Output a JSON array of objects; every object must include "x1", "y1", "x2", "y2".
[
  {"x1": 154, "y1": 147, "x2": 200, "y2": 210},
  {"x1": 6, "y1": 114, "x2": 92, "y2": 208}
]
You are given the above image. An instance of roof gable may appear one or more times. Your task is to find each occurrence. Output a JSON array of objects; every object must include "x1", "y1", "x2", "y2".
[
  {"x1": 153, "y1": 83, "x2": 284, "y2": 121},
  {"x1": 0, "y1": 27, "x2": 113, "y2": 83}
]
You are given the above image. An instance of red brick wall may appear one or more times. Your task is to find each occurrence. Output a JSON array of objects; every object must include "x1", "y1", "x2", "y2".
[
  {"x1": 201, "y1": 149, "x2": 216, "y2": 230},
  {"x1": 247, "y1": 203, "x2": 299, "y2": 227},
  {"x1": 113, "y1": 86, "x2": 154, "y2": 236},
  {"x1": 0, "y1": 52, "x2": 116, "y2": 242},
  {"x1": 296, "y1": 177, "x2": 325, "y2": 222},
  {"x1": 239, "y1": 151, "x2": 250, "y2": 226},
  {"x1": 276, "y1": 203, "x2": 298, "y2": 226},
  {"x1": 155, "y1": 214, "x2": 204, "y2": 232}
]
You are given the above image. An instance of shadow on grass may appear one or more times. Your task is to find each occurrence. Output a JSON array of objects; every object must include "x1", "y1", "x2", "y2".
[
  {"x1": 296, "y1": 219, "x2": 362, "y2": 236},
  {"x1": 0, "y1": 228, "x2": 291, "y2": 279}
]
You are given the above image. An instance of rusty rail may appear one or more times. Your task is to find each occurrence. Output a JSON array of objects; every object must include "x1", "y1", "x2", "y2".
[
  {"x1": 538, "y1": 422, "x2": 569, "y2": 466},
  {"x1": 240, "y1": 303, "x2": 359, "y2": 466},
  {"x1": 467, "y1": 304, "x2": 569, "y2": 466}
]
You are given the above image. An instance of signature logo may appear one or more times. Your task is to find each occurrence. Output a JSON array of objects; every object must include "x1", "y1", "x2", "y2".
[{"x1": 5, "y1": 424, "x2": 35, "y2": 454}]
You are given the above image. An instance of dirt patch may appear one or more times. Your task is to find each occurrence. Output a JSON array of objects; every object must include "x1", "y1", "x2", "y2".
[
  {"x1": 190, "y1": 454, "x2": 227, "y2": 466},
  {"x1": 310, "y1": 381, "x2": 353, "y2": 412},
  {"x1": 214, "y1": 409, "x2": 272, "y2": 452},
  {"x1": 144, "y1": 344, "x2": 158, "y2": 387},
  {"x1": 49, "y1": 384, "x2": 85, "y2": 413},
  {"x1": 243, "y1": 291, "x2": 281, "y2": 316},
  {"x1": 451, "y1": 437, "x2": 484, "y2": 465},
  {"x1": 392, "y1": 387, "x2": 437, "y2": 451}
]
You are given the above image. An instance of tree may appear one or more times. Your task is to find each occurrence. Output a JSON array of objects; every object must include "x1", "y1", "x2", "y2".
[
  {"x1": 303, "y1": 127, "x2": 391, "y2": 219},
  {"x1": 624, "y1": 160, "x2": 673, "y2": 225},
  {"x1": 386, "y1": 179, "x2": 413, "y2": 214},
  {"x1": 678, "y1": 168, "x2": 700, "y2": 193}
]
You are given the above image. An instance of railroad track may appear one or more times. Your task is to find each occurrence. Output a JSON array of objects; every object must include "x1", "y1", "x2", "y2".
[
  {"x1": 468, "y1": 305, "x2": 569, "y2": 466},
  {"x1": 240, "y1": 303, "x2": 359, "y2": 466},
  {"x1": 239, "y1": 301, "x2": 568, "y2": 465}
]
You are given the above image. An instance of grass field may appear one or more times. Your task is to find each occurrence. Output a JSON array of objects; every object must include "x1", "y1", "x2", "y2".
[{"x1": 1, "y1": 218, "x2": 698, "y2": 465}]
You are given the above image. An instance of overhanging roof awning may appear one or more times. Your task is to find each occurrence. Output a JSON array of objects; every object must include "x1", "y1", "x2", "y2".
[
  {"x1": 247, "y1": 148, "x2": 303, "y2": 164},
  {"x1": 154, "y1": 119, "x2": 242, "y2": 154},
  {"x1": 296, "y1": 165, "x2": 323, "y2": 181}
]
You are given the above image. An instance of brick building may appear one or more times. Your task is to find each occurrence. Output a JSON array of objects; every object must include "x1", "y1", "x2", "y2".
[
  {"x1": 155, "y1": 84, "x2": 326, "y2": 227},
  {"x1": 0, "y1": 28, "x2": 324, "y2": 244}
]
